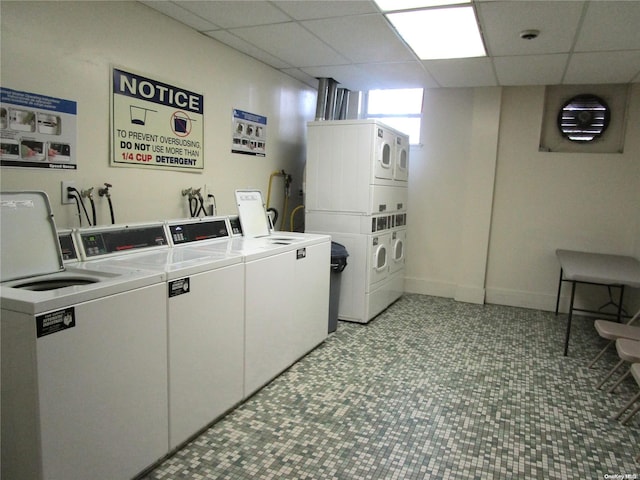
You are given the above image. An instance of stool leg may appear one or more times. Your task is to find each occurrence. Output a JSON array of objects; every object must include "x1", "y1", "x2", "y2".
[
  {"x1": 596, "y1": 359, "x2": 625, "y2": 389},
  {"x1": 607, "y1": 368, "x2": 631, "y2": 393},
  {"x1": 621, "y1": 403, "x2": 640, "y2": 425},
  {"x1": 612, "y1": 391, "x2": 640, "y2": 420},
  {"x1": 588, "y1": 340, "x2": 614, "y2": 369}
]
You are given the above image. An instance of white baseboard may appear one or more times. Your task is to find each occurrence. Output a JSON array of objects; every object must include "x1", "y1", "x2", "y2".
[{"x1": 454, "y1": 285, "x2": 485, "y2": 305}]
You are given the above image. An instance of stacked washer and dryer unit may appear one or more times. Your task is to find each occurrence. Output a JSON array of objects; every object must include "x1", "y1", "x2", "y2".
[{"x1": 306, "y1": 119, "x2": 409, "y2": 324}]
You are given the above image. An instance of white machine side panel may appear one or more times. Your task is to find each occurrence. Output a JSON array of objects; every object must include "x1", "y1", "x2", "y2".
[
  {"x1": 244, "y1": 251, "x2": 295, "y2": 397},
  {"x1": 37, "y1": 284, "x2": 168, "y2": 480},
  {"x1": 1, "y1": 310, "x2": 42, "y2": 480},
  {"x1": 168, "y1": 263, "x2": 244, "y2": 449},
  {"x1": 307, "y1": 123, "x2": 374, "y2": 213},
  {"x1": 291, "y1": 241, "x2": 330, "y2": 359}
]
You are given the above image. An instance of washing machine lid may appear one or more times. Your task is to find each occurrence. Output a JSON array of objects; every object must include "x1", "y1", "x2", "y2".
[
  {"x1": 235, "y1": 189, "x2": 271, "y2": 238},
  {"x1": 1, "y1": 191, "x2": 64, "y2": 282}
]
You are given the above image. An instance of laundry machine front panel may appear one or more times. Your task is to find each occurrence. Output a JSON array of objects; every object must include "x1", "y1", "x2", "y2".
[
  {"x1": 167, "y1": 262, "x2": 244, "y2": 449},
  {"x1": 291, "y1": 241, "x2": 331, "y2": 360},
  {"x1": 32, "y1": 283, "x2": 168, "y2": 480},
  {"x1": 370, "y1": 185, "x2": 408, "y2": 215}
]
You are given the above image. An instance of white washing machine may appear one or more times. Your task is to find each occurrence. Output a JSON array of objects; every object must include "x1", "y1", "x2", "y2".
[
  {"x1": 90, "y1": 216, "x2": 246, "y2": 451},
  {"x1": 1, "y1": 192, "x2": 169, "y2": 480},
  {"x1": 193, "y1": 191, "x2": 331, "y2": 397},
  {"x1": 305, "y1": 120, "x2": 409, "y2": 324}
]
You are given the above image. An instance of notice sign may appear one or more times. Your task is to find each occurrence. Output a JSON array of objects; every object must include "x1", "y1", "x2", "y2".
[
  {"x1": 1, "y1": 87, "x2": 77, "y2": 170},
  {"x1": 232, "y1": 109, "x2": 266, "y2": 156},
  {"x1": 111, "y1": 67, "x2": 204, "y2": 171}
]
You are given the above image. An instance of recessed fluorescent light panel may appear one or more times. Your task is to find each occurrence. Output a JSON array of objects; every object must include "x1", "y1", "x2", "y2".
[
  {"x1": 385, "y1": 5, "x2": 486, "y2": 60},
  {"x1": 375, "y1": 0, "x2": 470, "y2": 11}
]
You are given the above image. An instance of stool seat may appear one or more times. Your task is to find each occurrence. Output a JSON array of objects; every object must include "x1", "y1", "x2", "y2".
[
  {"x1": 616, "y1": 339, "x2": 640, "y2": 363},
  {"x1": 588, "y1": 309, "x2": 640, "y2": 369},
  {"x1": 595, "y1": 321, "x2": 640, "y2": 341}
]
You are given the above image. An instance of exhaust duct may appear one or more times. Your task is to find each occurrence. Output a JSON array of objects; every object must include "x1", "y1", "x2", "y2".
[{"x1": 315, "y1": 78, "x2": 350, "y2": 121}]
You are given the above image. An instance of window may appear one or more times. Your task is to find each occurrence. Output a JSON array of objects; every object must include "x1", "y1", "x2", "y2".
[{"x1": 365, "y1": 88, "x2": 423, "y2": 145}]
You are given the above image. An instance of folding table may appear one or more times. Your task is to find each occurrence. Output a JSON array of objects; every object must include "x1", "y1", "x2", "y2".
[{"x1": 555, "y1": 249, "x2": 640, "y2": 356}]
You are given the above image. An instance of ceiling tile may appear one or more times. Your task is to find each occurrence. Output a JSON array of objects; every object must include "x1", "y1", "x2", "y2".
[
  {"x1": 302, "y1": 14, "x2": 415, "y2": 64},
  {"x1": 477, "y1": 1, "x2": 585, "y2": 56},
  {"x1": 178, "y1": 1, "x2": 292, "y2": 29},
  {"x1": 272, "y1": 0, "x2": 378, "y2": 20},
  {"x1": 231, "y1": 22, "x2": 349, "y2": 67},
  {"x1": 204, "y1": 30, "x2": 293, "y2": 69},
  {"x1": 302, "y1": 64, "x2": 379, "y2": 90},
  {"x1": 303, "y1": 62, "x2": 437, "y2": 90},
  {"x1": 564, "y1": 51, "x2": 640, "y2": 84},
  {"x1": 494, "y1": 54, "x2": 568, "y2": 86},
  {"x1": 574, "y1": 1, "x2": 640, "y2": 52},
  {"x1": 139, "y1": 0, "x2": 220, "y2": 31},
  {"x1": 356, "y1": 62, "x2": 439, "y2": 89},
  {"x1": 279, "y1": 68, "x2": 320, "y2": 88},
  {"x1": 424, "y1": 58, "x2": 497, "y2": 88}
]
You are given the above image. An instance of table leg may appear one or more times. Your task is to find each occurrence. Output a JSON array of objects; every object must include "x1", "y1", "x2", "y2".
[
  {"x1": 617, "y1": 286, "x2": 625, "y2": 322},
  {"x1": 563, "y1": 280, "x2": 576, "y2": 356},
  {"x1": 555, "y1": 268, "x2": 564, "y2": 315}
]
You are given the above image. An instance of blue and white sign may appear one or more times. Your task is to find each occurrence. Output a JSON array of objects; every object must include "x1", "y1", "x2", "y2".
[
  {"x1": 1, "y1": 87, "x2": 77, "y2": 170},
  {"x1": 232, "y1": 109, "x2": 267, "y2": 157},
  {"x1": 111, "y1": 67, "x2": 204, "y2": 171}
]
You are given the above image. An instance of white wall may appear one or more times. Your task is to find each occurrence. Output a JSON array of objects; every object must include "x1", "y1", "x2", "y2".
[
  {"x1": 0, "y1": 1, "x2": 316, "y2": 229},
  {"x1": 406, "y1": 84, "x2": 640, "y2": 313}
]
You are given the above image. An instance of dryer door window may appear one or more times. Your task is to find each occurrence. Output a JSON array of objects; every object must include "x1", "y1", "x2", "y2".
[
  {"x1": 394, "y1": 148, "x2": 408, "y2": 181},
  {"x1": 376, "y1": 243, "x2": 387, "y2": 270},
  {"x1": 374, "y1": 127, "x2": 394, "y2": 181},
  {"x1": 393, "y1": 238, "x2": 404, "y2": 263},
  {"x1": 370, "y1": 237, "x2": 389, "y2": 285}
]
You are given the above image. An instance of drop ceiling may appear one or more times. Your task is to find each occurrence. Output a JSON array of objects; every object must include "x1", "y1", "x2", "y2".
[{"x1": 140, "y1": 0, "x2": 640, "y2": 91}]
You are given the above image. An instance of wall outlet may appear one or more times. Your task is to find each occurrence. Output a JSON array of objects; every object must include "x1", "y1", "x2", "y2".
[{"x1": 61, "y1": 180, "x2": 76, "y2": 204}]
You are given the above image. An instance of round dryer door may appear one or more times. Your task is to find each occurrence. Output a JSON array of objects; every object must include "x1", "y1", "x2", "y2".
[
  {"x1": 374, "y1": 127, "x2": 394, "y2": 180},
  {"x1": 370, "y1": 236, "x2": 389, "y2": 285},
  {"x1": 393, "y1": 237, "x2": 404, "y2": 262},
  {"x1": 395, "y1": 147, "x2": 408, "y2": 181}
]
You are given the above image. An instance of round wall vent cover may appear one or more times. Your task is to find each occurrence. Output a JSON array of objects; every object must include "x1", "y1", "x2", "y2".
[{"x1": 557, "y1": 94, "x2": 610, "y2": 142}]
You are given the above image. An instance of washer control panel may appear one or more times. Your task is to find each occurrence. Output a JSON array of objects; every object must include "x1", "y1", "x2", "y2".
[{"x1": 78, "y1": 224, "x2": 167, "y2": 259}]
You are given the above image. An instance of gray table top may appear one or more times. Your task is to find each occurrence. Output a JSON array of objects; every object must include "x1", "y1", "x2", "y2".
[{"x1": 556, "y1": 249, "x2": 640, "y2": 288}]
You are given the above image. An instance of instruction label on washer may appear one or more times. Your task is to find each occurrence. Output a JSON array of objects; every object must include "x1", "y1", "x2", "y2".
[
  {"x1": 36, "y1": 307, "x2": 75, "y2": 338},
  {"x1": 296, "y1": 248, "x2": 306, "y2": 260},
  {"x1": 169, "y1": 277, "x2": 190, "y2": 297}
]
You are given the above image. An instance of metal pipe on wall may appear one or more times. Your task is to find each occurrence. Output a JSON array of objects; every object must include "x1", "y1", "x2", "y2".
[
  {"x1": 315, "y1": 78, "x2": 330, "y2": 121},
  {"x1": 325, "y1": 79, "x2": 339, "y2": 120},
  {"x1": 315, "y1": 78, "x2": 351, "y2": 121}
]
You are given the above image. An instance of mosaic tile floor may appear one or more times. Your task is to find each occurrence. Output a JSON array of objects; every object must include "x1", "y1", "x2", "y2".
[{"x1": 142, "y1": 294, "x2": 640, "y2": 479}]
